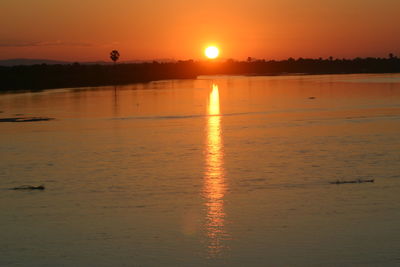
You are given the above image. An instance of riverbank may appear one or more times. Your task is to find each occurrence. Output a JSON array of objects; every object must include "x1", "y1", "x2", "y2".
[{"x1": 1, "y1": 57, "x2": 400, "y2": 91}]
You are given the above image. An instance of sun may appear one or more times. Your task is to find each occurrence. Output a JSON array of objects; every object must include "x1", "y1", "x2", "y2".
[{"x1": 205, "y1": 46, "x2": 220, "y2": 59}]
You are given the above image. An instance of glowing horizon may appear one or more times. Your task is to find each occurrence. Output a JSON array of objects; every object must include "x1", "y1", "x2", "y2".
[{"x1": 1, "y1": 0, "x2": 400, "y2": 61}]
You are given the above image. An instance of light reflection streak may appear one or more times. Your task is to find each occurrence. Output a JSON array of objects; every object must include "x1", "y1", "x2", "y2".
[{"x1": 204, "y1": 84, "x2": 228, "y2": 257}]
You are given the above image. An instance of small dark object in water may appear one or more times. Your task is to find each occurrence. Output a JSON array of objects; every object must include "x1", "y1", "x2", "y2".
[
  {"x1": 330, "y1": 179, "x2": 374, "y2": 185},
  {"x1": 12, "y1": 185, "x2": 45, "y2": 190},
  {"x1": 0, "y1": 117, "x2": 54, "y2": 123},
  {"x1": 308, "y1": 96, "x2": 316, "y2": 99}
]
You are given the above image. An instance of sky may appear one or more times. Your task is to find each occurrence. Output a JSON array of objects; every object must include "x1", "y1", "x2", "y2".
[{"x1": 1, "y1": 0, "x2": 400, "y2": 61}]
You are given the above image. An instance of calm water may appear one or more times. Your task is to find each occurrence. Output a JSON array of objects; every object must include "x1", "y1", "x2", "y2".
[{"x1": 1, "y1": 74, "x2": 400, "y2": 266}]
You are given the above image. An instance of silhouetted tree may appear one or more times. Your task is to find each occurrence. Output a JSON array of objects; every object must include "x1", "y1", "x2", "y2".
[{"x1": 110, "y1": 50, "x2": 120, "y2": 64}]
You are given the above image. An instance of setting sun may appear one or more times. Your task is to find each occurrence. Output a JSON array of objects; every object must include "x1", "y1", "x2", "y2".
[{"x1": 205, "y1": 46, "x2": 220, "y2": 59}]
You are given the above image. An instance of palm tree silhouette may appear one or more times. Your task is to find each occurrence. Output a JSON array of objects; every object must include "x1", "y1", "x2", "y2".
[{"x1": 110, "y1": 50, "x2": 120, "y2": 64}]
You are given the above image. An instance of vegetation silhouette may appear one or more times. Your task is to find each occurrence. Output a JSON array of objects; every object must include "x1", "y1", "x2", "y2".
[
  {"x1": 1, "y1": 55, "x2": 400, "y2": 91},
  {"x1": 110, "y1": 50, "x2": 120, "y2": 64}
]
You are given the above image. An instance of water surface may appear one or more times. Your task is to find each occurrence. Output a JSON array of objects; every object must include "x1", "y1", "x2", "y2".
[{"x1": 1, "y1": 74, "x2": 400, "y2": 266}]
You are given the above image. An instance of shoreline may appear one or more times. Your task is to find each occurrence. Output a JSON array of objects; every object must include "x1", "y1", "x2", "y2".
[
  {"x1": 1, "y1": 58, "x2": 400, "y2": 91},
  {"x1": 1, "y1": 71, "x2": 400, "y2": 94}
]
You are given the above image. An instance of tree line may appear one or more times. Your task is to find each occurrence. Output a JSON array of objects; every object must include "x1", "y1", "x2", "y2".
[{"x1": 1, "y1": 56, "x2": 399, "y2": 91}]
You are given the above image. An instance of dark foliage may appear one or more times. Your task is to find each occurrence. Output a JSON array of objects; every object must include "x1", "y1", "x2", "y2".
[
  {"x1": 1, "y1": 57, "x2": 399, "y2": 91},
  {"x1": 110, "y1": 50, "x2": 120, "y2": 63}
]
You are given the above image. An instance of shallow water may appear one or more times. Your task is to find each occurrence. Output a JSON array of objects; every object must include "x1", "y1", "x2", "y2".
[{"x1": 1, "y1": 74, "x2": 400, "y2": 266}]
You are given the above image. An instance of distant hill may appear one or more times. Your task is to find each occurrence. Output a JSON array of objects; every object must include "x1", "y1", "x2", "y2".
[
  {"x1": 0, "y1": 58, "x2": 72, "y2": 66},
  {"x1": 0, "y1": 58, "x2": 178, "y2": 66}
]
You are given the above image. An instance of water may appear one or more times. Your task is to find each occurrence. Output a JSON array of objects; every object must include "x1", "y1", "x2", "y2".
[{"x1": 1, "y1": 74, "x2": 400, "y2": 266}]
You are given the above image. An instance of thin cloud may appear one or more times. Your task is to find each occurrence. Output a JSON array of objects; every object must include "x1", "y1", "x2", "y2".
[{"x1": 0, "y1": 40, "x2": 94, "y2": 47}]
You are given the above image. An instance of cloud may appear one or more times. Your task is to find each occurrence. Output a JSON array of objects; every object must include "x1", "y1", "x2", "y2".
[{"x1": 0, "y1": 40, "x2": 94, "y2": 47}]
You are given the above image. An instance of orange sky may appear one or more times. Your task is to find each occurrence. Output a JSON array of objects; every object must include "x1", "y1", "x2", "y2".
[{"x1": 1, "y1": 0, "x2": 400, "y2": 61}]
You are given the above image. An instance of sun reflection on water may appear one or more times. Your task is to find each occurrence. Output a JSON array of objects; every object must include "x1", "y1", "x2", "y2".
[{"x1": 204, "y1": 84, "x2": 229, "y2": 257}]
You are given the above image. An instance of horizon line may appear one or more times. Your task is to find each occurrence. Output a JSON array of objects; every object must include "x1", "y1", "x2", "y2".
[{"x1": 1, "y1": 53, "x2": 399, "y2": 64}]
